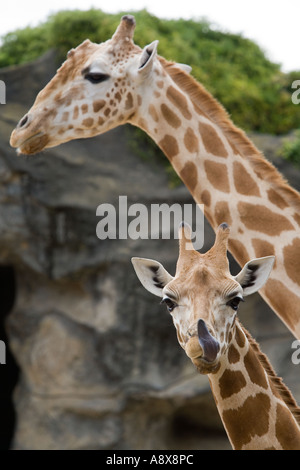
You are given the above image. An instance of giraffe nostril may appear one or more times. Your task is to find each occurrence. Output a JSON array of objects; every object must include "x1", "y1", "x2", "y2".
[{"x1": 18, "y1": 114, "x2": 29, "y2": 128}]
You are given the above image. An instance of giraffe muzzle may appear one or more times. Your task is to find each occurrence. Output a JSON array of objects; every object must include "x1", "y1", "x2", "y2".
[
  {"x1": 10, "y1": 130, "x2": 50, "y2": 155},
  {"x1": 185, "y1": 319, "x2": 220, "y2": 365},
  {"x1": 10, "y1": 109, "x2": 54, "y2": 154},
  {"x1": 197, "y1": 319, "x2": 220, "y2": 363},
  {"x1": 10, "y1": 115, "x2": 50, "y2": 154}
]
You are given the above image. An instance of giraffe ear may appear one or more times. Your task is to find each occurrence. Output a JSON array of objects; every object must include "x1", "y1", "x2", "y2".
[
  {"x1": 138, "y1": 40, "x2": 159, "y2": 76},
  {"x1": 234, "y1": 256, "x2": 275, "y2": 296},
  {"x1": 174, "y1": 63, "x2": 192, "y2": 74},
  {"x1": 131, "y1": 257, "x2": 173, "y2": 297}
]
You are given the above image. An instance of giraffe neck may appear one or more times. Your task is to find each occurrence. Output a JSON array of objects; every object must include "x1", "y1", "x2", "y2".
[
  {"x1": 207, "y1": 322, "x2": 300, "y2": 450},
  {"x1": 130, "y1": 57, "x2": 300, "y2": 339}
]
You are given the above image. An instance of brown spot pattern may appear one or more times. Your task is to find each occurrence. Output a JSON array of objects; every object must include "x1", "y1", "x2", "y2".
[
  {"x1": 161, "y1": 104, "x2": 181, "y2": 129},
  {"x1": 125, "y1": 92, "x2": 133, "y2": 110},
  {"x1": 93, "y1": 100, "x2": 105, "y2": 113},
  {"x1": 82, "y1": 118, "x2": 94, "y2": 127},
  {"x1": 252, "y1": 239, "x2": 275, "y2": 259},
  {"x1": 81, "y1": 104, "x2": 88, "y2": 114},
  {"x1": 219, "y1": 369, "x2": 246, "y2": 399},
  {"x1": 222, "y1": 393, "x2": 271, "y2": 449},
  {"x1": 214, "y1": 201, "x2": 232, "y2": 226},
  {"x1": 264, "y1": 279, "x2": 300, "y2": 331},
  {"x1": 166, "y1": 85, "x2": 192, "y2": 120},
  {"x1": 73, "y1": 106, "x2": 79, "y2": 120},
  {"x1": 275, "y1": 403, "x2": 300, "y2": 449},
  {"x1": 293, "y1": 213, "x2": 300, "y2": 227},
  {"x1": 238, "y1": 202, "x2": 294, "y2": 235},
  {"x1": 115, "y1": 92, "x2": 121, "y2": 103},
  {"x1": 204, "y1": 160, "x2": 230, "y2": 193},
  {"x1": 267, "y1": 189, "x2": 289, "y2": 209},
  {"x1": 159, "y1": 135, "x2": 179, "y2": 160},
  {"x1": 199, "y1": 121, "x2": 228, "y2": 157},
  {"x1": 244, "y1": 348, "x2": 268, "y2": 389},
  {"x1": 235, "y1": 326, "x2": 246, "y2": 348},
  {"x1": 227, "y1": 344, "x2": 240, "y2": 364},
  {"x1": 283, "y1": 238, "x2": 300, "y2": 286},
  {"x1": 184, "y1": 127, "x2": 199, "y2": 153},
  {"x1": 228, "y1": 239, "x2": 250, "y2": 267},
  {"x1": 180, "y1": 162, "x2": 198, "y2": 192},
  {"x1": 201, "y1": 190, "x2": 211, "y2": 207},
  {"x1": 149, "y1": 104, "x2": 159, "y2": 122},
  {"x1": 233, "y1": 161, "x2": 260, "y2": 196}
]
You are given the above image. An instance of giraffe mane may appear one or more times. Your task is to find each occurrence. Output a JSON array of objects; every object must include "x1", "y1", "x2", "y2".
[
  {"x1": 241, "y1": 324, "x2": 300, "y2": 426},
  {"x1": 158, "y1": 56, "x2": 300, "y2": 212}
]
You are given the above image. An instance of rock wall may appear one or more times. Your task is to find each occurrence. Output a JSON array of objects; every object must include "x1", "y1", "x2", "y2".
[{"x1": 0, "y1": 51, "x2": 299, "y2": 450}]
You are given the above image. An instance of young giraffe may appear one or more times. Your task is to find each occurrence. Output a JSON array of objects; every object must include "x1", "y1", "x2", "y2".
[
  {"x1": 10, "y1": 15, "x2": 300, "y2": 338},
  {"x1": 132, "y1": 223, "x2": 300, "y2": 450}
]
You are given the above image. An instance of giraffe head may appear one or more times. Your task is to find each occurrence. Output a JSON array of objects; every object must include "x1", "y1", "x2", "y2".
[
  {"x1": 10, "y1": 15, "x2": 162, "y2": 154},
  {"x1": 132, "y1": 223, "x2": 274, "y2": 374}
]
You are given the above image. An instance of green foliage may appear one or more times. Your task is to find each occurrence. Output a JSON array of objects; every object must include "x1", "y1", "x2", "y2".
[
  {"x1": 279, "y1": 130, "x2": 300, "y2": 166},
  {"x1": 0, "y1": 8, "x2": 299, "y2": 136},
  {"x1": 0, "y1": 25, "x2": 48, "y2": 66},
  {"x1": 46, "y1": 9, "x2": 121, "y2": 60}
]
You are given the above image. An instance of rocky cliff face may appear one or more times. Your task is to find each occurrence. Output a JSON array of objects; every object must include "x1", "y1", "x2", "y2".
[{"x1": 0, "y1": 51, "x2": 299, "y2": 450}]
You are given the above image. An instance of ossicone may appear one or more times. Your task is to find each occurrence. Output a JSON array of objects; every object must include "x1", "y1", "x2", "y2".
[{"x1": 111, "y1": 15, "x2": 136, "y2": 43}]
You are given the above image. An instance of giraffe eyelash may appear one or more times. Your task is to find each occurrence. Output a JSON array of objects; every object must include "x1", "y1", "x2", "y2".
[
  {"x1": 84, "y1": 73, "x2": 110, "y2": 84},
  {"x1": 226, "y1": 296, "x2": 244, "y2": 311},
  {"x1": 161, "y1": 297, "x2": 177, "y2": 312}
]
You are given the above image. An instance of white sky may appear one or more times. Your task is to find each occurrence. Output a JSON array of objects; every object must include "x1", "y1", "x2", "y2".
[{"x1": 1, "y1": 0, "x2": 299, "y2": 72}]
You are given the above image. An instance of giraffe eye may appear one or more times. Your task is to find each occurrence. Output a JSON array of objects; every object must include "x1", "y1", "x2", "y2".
[
  {"x1": 226, "y1": 296, "x2": 244, "y2": 311},
  {"x1": 161, "y1": 297, "x2": 177, "y2": 312},
  {"x1": 84, "y1": 73, "x2": 110, "y2": 84}
]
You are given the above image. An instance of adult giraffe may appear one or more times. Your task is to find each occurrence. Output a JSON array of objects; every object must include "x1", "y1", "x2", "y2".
[
  {"x1": 132, "y1": 223, "x2": 300, "y2": 450},
  {"x1": 10, "y1": 15, "x2": 300, "y2": 338}
]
